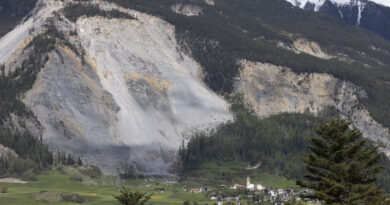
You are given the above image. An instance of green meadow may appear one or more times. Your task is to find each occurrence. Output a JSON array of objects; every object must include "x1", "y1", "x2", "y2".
[
  {"x1": 180, "y1": 161, "x2": 298, "y2": 189},
  {"x1": 0, "y1": 163, "x2": 297, "y2": 205}
]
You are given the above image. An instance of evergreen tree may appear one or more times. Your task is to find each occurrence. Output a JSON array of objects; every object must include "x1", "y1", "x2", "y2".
[
  {"x1": 297, "y1": 118, "x2": 389, "y2": 204},
  {"x1": 113, "y1": 187, "x2": 152, "y2": 205}
]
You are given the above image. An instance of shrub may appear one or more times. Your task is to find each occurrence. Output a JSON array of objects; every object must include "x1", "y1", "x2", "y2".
[
  {"x1": 70, "y1": 175, "x2": 83, "y2": 182},
  {"x1": 1, "y1": 186, "x2": 8, "y2": 193},
  {"x1": 80, "y1": 166, "x2": 102, "y2": 178}
]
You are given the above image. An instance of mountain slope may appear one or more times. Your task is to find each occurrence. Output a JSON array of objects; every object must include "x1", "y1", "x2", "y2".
[
  {"x1": 286, "y1": 0, "x2": 390, "y2": 41},
  {"x1": 0, "y1": 0, "x2": 390, "y2": 176},
  {"x1": 1, "y1": 0, "x2": 232, "y2": 175},
  {"x1": 0, "y1": 0, "x2": 37, "y2": 38}
]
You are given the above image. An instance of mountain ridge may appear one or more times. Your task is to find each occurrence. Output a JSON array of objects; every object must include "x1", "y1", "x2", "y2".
[
  {"x1": 286, "y1": 0, "x2": 390, "y2": 40},
  {"x1": 0, "y1": 0, "x2": 390, "y2": 176}
]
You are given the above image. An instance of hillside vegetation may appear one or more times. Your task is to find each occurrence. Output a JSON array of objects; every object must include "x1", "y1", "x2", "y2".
[
  {"x1": 108, "y1": 0, "x2": 390, "y2": 130},
  {"x1": 0, "y1": 22, "x2": 86, "y2": 179},
  {"x1": 180, "y1": 95, "x2": 390, "y2": 192}
]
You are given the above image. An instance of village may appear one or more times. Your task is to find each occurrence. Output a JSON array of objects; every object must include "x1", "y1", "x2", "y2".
[{"x1": 189, "y1": 177, "x2": 320, "y2": 205}]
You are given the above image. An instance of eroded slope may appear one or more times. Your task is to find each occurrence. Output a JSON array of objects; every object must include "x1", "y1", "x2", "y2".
[
  {"x1": 237, "y1": 60, "x2": 390, "y2": 152},
  {"x1": 20, "y1": 2, "x2": 232, "y2": 174}
]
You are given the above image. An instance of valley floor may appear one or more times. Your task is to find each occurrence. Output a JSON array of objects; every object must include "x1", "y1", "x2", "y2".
[{"x1": 0, "y1": 164, "x2": 299, "y2": 205}]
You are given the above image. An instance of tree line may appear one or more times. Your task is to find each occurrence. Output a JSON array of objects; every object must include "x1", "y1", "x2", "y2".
[
  {"x1": 62, "y1": 2, "x2": 136, "y2": 23},
  {"x1": 179, "y1": 95, "x2": 390, "y2": 192}
]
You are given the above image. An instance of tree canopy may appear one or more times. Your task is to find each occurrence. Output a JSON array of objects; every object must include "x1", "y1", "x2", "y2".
[
  {"x1": 113, "y1": 187, "x2": 152, "y2": 205},
  {"x1": 297, "y1": 118, "x2": 389, "y2": 204}
]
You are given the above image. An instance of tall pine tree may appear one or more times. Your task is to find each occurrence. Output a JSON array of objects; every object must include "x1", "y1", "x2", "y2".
[{"x1": 297, "y1": 118, "x2": 389, "y2": 204}]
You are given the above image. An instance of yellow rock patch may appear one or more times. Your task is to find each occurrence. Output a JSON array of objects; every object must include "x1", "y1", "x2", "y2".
[{"x1": 123, "y1": 71, "x2": 173, "y2": 91}]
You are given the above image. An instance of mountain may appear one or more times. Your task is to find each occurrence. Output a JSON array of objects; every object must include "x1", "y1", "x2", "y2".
[
  {"x1": 286, "y1": 0, "x2": 390, "y2": 41},
  {"x1": 0, "y1": 0, "x2": 37, "y2": 37},
  {"x1": 0, "y1": 0, "x2": 390, "y2": 178}
]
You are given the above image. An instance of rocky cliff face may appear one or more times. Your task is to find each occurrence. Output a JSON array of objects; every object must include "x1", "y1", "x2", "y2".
[
  {"x1": 237, "y1": 60, "x2": 390, "y2": 153},
  {"x1": 3, "y1": 0, "x2": 232, "y2": 175}
]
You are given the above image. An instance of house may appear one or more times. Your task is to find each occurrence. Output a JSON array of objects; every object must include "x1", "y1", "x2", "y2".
[
  {"x1": 277, "y1": 189, "x2": 285, "y2": 196},
  {"x1": 256, "y1": 184, "x2": 264, "y2": 191},
  {"x1": 190, "y1": 188, "x2": 202, "y2": 193},
  {"x1": 247, "y1": 183, "x2": 255, "y2": 191},
  {"x1": 201, "y1": 186, "x2": 212, "y2": 192},
  {"x1": 229, "y1": 185, "x2": 237, "y2": 189},
  {"x1": 210, "y1": 195, "x2": 218, "y2": 200},
  {"x1": 285, "y1": 188, "x2": 293, "y2": 195},
  {"x1": 236, "y1": 184, "x2": 246, "y2": 189},
  {"x1": 217, "y1": 201, "x2": 223, "y2": 205},
  {"x1": 268, "y1": 190, "x2": 277, "y2": 198}
]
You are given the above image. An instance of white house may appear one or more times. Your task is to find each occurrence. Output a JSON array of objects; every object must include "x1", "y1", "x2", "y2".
[
  {"x1": 269, "y1": 190, "x2": 277, "y2": 198},
  {"x1": 229, "y1": 185, "x2": 237, "y2": 189},
  {"x1": 256, "y1": 184, "x2": 264, "y2": 191},
  {"x1": 247, "y1": 183, "x2": 255, "y2": 191},
  {"x1": 211, "y1": 195, "x2": 218, "y2": 200}
]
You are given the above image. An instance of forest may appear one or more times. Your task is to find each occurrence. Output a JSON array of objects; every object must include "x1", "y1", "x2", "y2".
[
  {"x1": 179, "y1": 95, "x2": 390, "y2": 192},
  {"x1": 62, "y1": 2, "x2": 135, "y2": 22}
]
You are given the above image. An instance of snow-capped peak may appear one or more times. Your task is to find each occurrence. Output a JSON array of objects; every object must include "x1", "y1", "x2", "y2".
[{"x1": 286, "y1": 0, "x2": 390, "y2": 11}]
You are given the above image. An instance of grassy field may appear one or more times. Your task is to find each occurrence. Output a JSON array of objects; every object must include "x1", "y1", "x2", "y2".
[
  {"x1": 0, "y1": 167, "x2": 213, "y2": 205},
  {"x1": 181, "y1": 161, "x2": 298, "y2": 189},
  {"x1": 0, "y1": 163, "x2": 297, "y2": 204}
]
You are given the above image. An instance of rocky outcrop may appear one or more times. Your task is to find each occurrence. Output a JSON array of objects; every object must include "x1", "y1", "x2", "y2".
[
  {"x1": 277, "y1": 38, "x2": 334, "y2": 59},
  {"x1": 170, "y1": 4, "x2": 203, "y2": 16},
  {"x1": 0, "y1": 144, "x2": 17, "y2": 158},
  {"x1": 237, "y1": 60, "x2": 390, "y2": 153},
  {"x1": 204, "y1": 0, "x2": 215, "y2": 6}
]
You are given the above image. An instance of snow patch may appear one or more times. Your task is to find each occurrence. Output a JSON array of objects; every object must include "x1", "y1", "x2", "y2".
[{"x1": 285, "y1": 0, "x2": 390, "y2": 10}]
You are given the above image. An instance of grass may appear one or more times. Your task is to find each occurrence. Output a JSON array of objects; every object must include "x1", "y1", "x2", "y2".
[
  {"x1": 0, "y1": 164, "x2": 298, "y2": 204},
  {"x1": 0, "y1": 167, "x2": 213, "y2": 205},
  {"x1": 181, "y1": 161, "x2": 298, "y2": 189}
]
